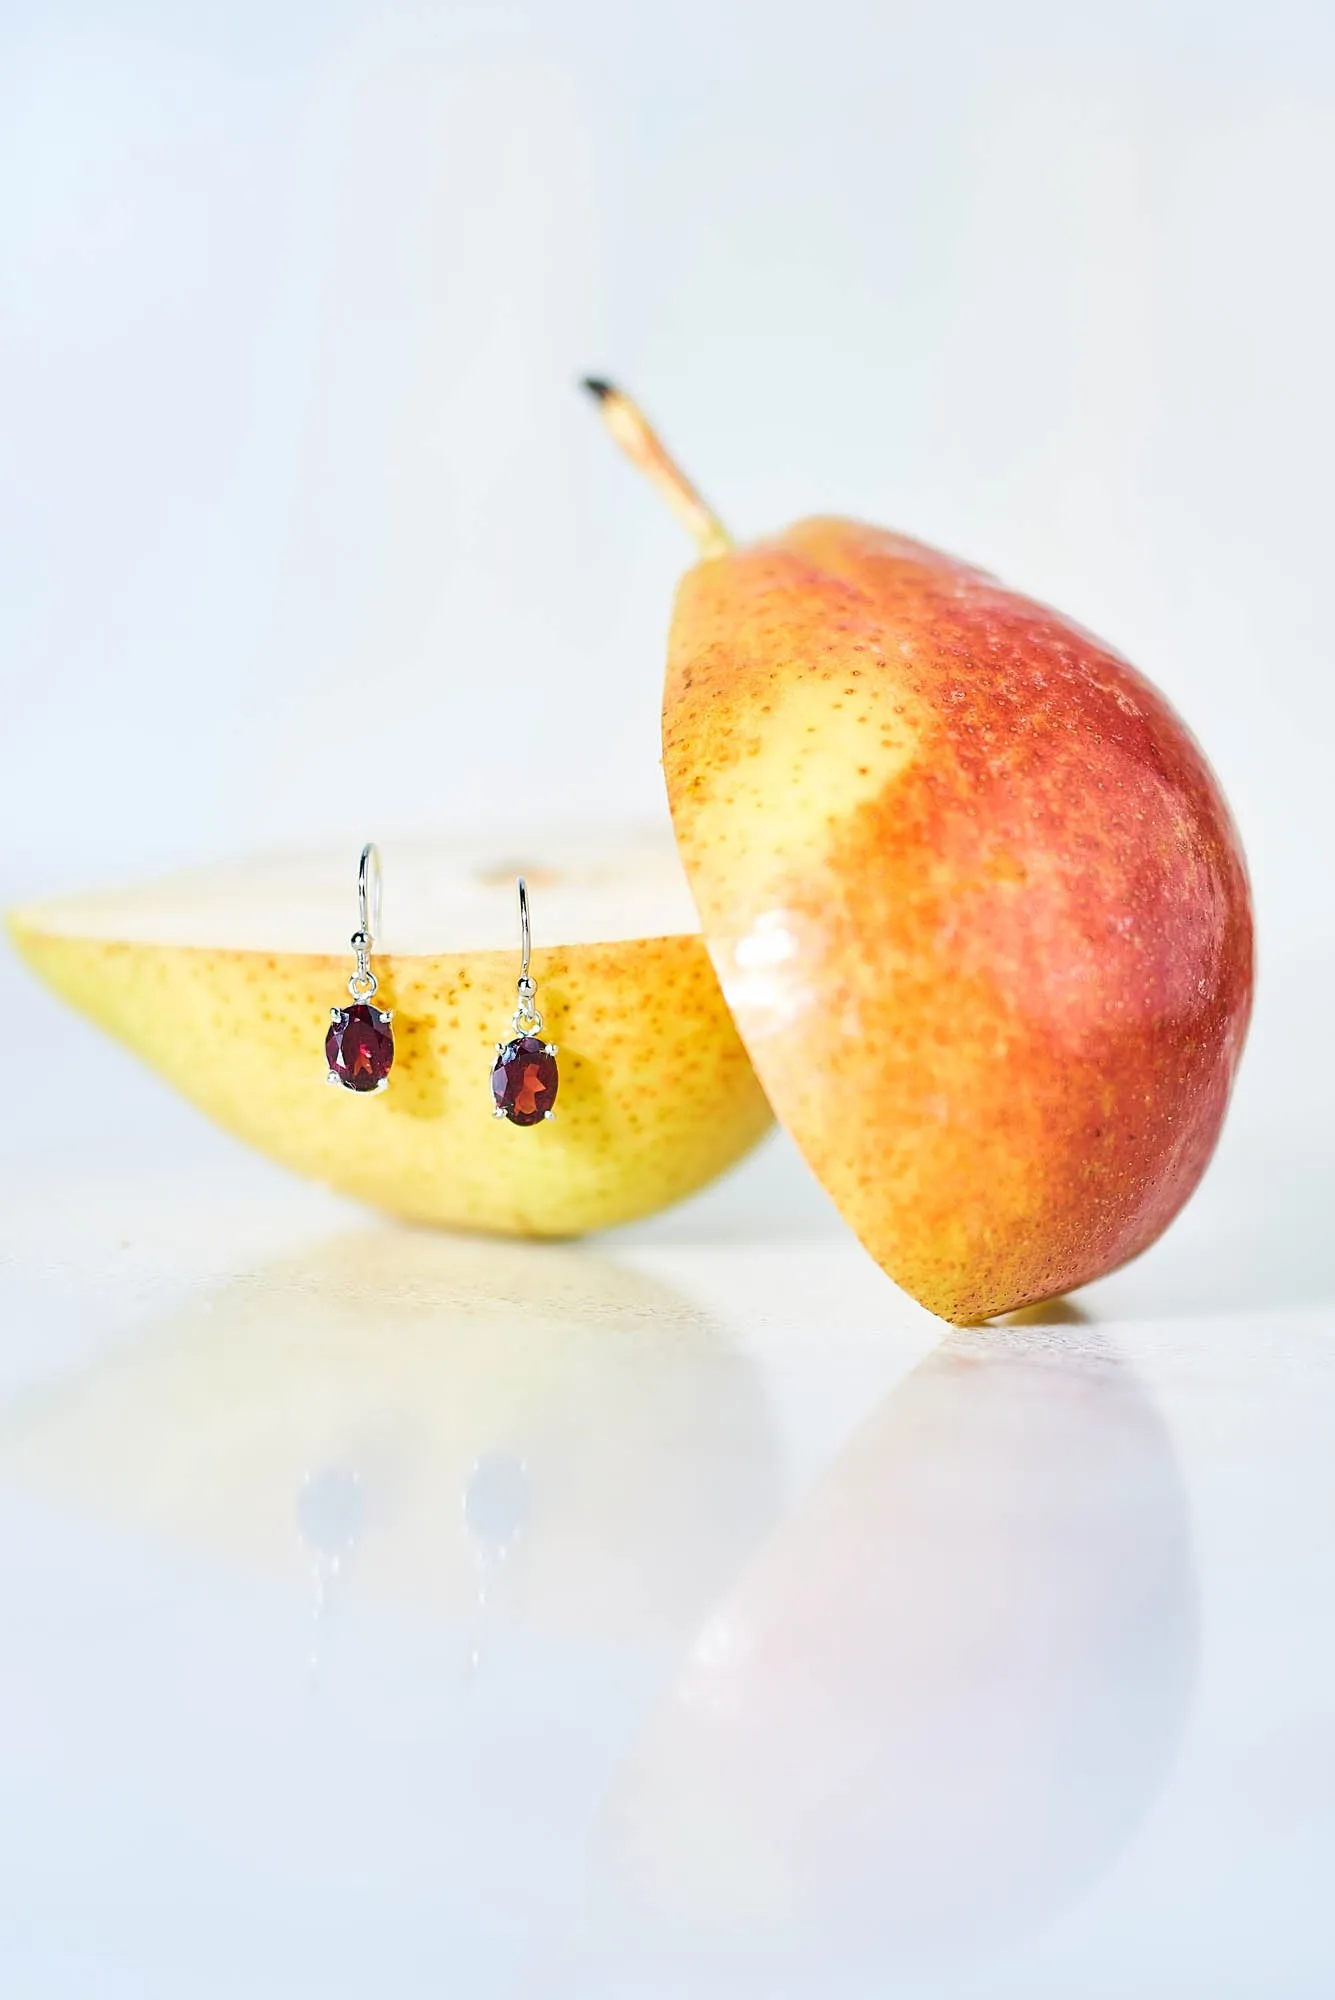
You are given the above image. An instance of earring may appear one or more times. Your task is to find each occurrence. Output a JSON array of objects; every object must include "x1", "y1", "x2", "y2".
[
  {"x1": 490, "y1": 876, "x2": 558, "y2": 1126},
  {"x1": 325, "y1": 842, "x2": 394, "y2": 1092}
]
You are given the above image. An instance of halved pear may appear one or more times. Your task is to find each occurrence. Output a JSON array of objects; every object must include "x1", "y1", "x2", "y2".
[{"x1": 8, "y1": 834, "x2": 773, "y2": 1235}]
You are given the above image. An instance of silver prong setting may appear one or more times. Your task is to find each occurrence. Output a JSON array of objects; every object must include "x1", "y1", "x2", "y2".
[
  {"x1": 544, "y1": 1042, "x2": 558, "y2": 1056},
  {"x1": 326, "y1": 1071, "x2": 343, "y2": 1087},
  {"x1": 375, "y1": 1077, "x2": 389, "y2": 1092},
  {"x1": 544, "y1": 1109, "x2": 556, "y2": 1121},
  {"x1": 493, "y1": 1106, "x2": 506, "y2": 1119}
]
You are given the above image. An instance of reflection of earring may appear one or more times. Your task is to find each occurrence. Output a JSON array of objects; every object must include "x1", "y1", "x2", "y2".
[
  {"x1": 326, "y1": 842, "x2": 394, "y2": 1092},
  {"x1": 462, "y1": 1450, "x2": 533, "y2": 1677},
  {"x1": 490, "y1": 876, "x2": 558, "y2": 1125},
  {"x1": 297, "y1": 1464, "x2": 365, "y2": 1684}
]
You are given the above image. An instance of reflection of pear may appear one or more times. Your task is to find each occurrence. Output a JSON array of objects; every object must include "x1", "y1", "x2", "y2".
[
  {"x1": 600, "y1": 1326, "x2": 1195, "y2": 1978},
  {"x1": 0, "y1": 1230, "x2": 782, "y2": 1652}
]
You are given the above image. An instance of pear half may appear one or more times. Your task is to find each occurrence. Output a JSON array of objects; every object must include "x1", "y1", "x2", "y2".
[
  {"x1": 588, "y1": 385, "x2": 1255, "y2": 1323},
  {"x1": 8, "y1": 835, "x2": 773, "y2": 1235}
]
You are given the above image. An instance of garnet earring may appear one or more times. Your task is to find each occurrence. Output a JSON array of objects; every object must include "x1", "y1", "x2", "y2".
[
  {"x1": 490, "y1": 876, "x2": 558, "y2": 1126},
  {"x1": 325, "y1": 842, "x2": 394, "y2": 1092}
]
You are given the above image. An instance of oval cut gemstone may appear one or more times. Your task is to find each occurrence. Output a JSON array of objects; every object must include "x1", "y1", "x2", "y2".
[
  {"x1": 326, "y1": 1003, "x2": 394, "y2": 1091},
  {"x1": 491, "y1": 1035, "x2": 558, "y2": 1126}
]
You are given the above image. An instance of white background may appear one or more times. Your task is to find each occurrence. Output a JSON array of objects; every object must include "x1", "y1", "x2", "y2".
[{"x1": 2, "y1": 3, "x2": 1335, "y2": 1995}]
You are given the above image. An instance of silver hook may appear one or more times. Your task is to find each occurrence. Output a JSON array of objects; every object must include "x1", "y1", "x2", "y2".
[
  {"x1": 348, "y1": 842, "x2": 382, "y2": 1001},
  {"x1": 357, "y1": 842, "x2": 382, "y2": 947},
  {"x1": 511, "y1": 876, "x2": 542, "y2": 1034}
]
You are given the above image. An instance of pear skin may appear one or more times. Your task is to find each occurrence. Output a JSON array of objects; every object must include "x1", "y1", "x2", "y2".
[
  {"x1": 586, "y1": 384, "x2": 1253, "y2": 1321},
  {"x1": 661, "y1": 519, "x2": 1252, "y2": 1321}
]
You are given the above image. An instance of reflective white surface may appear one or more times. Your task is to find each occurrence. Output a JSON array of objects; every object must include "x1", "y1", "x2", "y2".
[{"x1": 2, "y1": 976, "x2": 1333, "y2": 1997}]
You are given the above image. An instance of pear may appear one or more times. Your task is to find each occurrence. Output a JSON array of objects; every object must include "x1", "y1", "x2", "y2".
[
  {"x1": 8, "y1": 835, "x2": 772, "y2": 1235},
  {"x1": 587, "y1": 383, "x2": 1254, "y2": 1322}
]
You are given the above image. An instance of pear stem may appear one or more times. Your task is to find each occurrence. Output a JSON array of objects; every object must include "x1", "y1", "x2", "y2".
[{"x1": 582, "y1": 379, "x2": 732, "y2": 559}]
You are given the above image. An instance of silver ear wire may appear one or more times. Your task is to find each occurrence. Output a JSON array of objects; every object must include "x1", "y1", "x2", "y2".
[
  {"x1": 513, "y1": 876, "x2": 541, "y2": 1035},
  {"x1": 349, "y1": 842, "x2": 382, "y2": 1000},
  {"x1": 357, "y1": 841, "x2": 382, "y2": 946}
]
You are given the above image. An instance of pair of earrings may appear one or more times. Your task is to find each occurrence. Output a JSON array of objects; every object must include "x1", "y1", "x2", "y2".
[{"x1": 323, "y1": 843, "x2": 559, "y2": 1127}]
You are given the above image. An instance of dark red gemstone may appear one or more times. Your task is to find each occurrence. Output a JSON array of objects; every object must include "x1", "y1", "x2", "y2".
[
  {"x1": 326, "y1": 1003, "x2": 394, "y2": 1092},
  {"x1": 491, "y1": 1035, "x2": 558, "y2": 1126}
]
